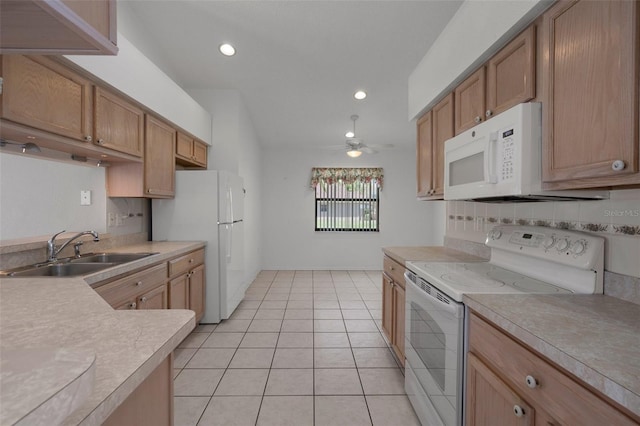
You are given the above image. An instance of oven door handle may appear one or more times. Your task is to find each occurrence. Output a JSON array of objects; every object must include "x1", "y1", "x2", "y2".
[{"x1": 405, "y1": 276, "x2": 462, "y2": 317}]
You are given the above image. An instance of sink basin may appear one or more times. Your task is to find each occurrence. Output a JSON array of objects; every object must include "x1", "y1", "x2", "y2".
[
  {"x1": 69, "y1": 252, "x2": 157, "y2": 264},
  {"x1": 5, "y1": 262, "x2": 119, "y2": 277}
]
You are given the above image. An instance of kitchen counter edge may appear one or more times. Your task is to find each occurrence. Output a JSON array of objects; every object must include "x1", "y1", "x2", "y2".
[{"x1": 382, "y1": 246, "x2": 484, "y2": 266}]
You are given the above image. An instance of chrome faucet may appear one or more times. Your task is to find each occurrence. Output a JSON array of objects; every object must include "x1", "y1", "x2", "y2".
[{"x1": 47, "y1": 230, "x2": 100, "y2": 262}]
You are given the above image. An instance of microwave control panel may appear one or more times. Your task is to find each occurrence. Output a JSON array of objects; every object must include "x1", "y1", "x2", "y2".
[{"x1": 499, "y1": 128, "x2": 515, "y2": 181}]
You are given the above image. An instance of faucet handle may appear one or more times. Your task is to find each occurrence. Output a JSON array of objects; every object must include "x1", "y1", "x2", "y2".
[{"x1": 73, "y1": 241, "x2": 83, "y2": 257}]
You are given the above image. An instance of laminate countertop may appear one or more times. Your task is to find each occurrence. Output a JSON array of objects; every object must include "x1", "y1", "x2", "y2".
[
  {"x1": 382, "y1": 246, "x2": 484, "y2": 265},
  {"x1": 464, "y1": 293, "x2": 640, "y2": 419},
  {"x1": 0, "y1": 241, "x2": 205, "y2": 425}
]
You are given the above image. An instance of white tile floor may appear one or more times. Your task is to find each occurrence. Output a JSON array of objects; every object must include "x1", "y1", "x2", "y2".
[{"x1": 173, "y1": 270, "x2": 421, "y2": 426}]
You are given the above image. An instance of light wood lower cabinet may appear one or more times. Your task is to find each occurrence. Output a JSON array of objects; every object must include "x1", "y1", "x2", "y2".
[
  {"x1": 102, "y1": 355, "x2": 172, "y2": 426},
  {"x1": 381, "y1": 255, "x2": 406, "y2": 366},
  {"x1": 467, "y1": 311, "x2": 639, "y2": 426},
  {"x1": 95, "y1": 263, "x2": 167, "y2": 310},
  {"x1": 168, "y1": 249, "x2": 206, "y2": 323},
  {"x1": 138, "y1": 283, "x2": 168, "y2": 310}
]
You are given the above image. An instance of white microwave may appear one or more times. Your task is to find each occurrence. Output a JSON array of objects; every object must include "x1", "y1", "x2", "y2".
[{"x1": 443, "y1": 103, "x2": 608, "y2": 201}]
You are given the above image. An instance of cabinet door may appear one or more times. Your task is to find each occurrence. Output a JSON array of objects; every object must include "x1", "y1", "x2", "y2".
[
  {"x1": 455, "y1": 67, "x2": 486, "y2": 134},
  {"x1": 169, "y1": 274, "x2": 189, "y2": 310},
  {"x1": 114, "y1": 299, "x2": 138, "y2": 310},
  {"x1": 432, "y1": 93, "x2": 455, "y2": 197},
  {"x1": 192, "y1": 140, "x2": 208, "y2": 167},
  {"x1": 138, "y1": 284, "x2": 168, "y2": 310},
  {"x1": 382, "y1": 273, "x2": 394, "y2": 343},
  {"x1": 543, "y1": 0, "x2": 639, "y2": 184},
  {"x1": 467, "y1": 353, "x2": 535, "y2": 426},
  {"x1": 175, "y1": 132, "x2": 194, "y2": 161},
  {"x1": 189, "y1": 264, "x2": 206, "y2": 323},
  {"x1": 0, "y1": 55, "x2": 92, "y2": 141},
  {"x1": 487, "y1": 26, "x2": 536, "y2": 118},
  {"x1": 94, "y1": 87, "x2": 144, "y2": 157},
  {"x1": 416, "y1": 111, "x2": 434, "y2": 198},
  {"x1": 392, "y1": 283, "x2": 405, "y2": 366},
  {"x1": 144, "y1": 115, "x2": 176, "y2": 198}
]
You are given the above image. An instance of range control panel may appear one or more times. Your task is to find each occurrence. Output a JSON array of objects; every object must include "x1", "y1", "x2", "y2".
[{"x1": 486, "y1": 225, "x2": 604, "y2": 270}]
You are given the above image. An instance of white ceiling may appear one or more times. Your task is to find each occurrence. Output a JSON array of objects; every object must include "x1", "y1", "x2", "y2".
[{"x1": 120, "y1": 1, "x2": 463, "y2": 150}]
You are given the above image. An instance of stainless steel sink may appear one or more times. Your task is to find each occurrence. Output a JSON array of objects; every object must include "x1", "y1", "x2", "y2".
[
  {"x1": 4, "y1": 262, "x2": 120, "y2": 277},
  {"x1": 69, "y1": 252, "x2": 157, "y2": 264},
  {"x1": 0, "y1": 252, "x2": 158, "y2": 277}
]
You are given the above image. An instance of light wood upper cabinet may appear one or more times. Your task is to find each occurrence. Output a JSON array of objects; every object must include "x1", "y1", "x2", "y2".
[
  {"x1": 486, "y1": 25, "x2": 536, "y2": 118},
  {"x1": 416, "y1": 111, "x2": 434, "y2": 198},
  {"x1": 454, "y1": 67, "x2": 486, "y2": 135},
  {"x1": 176, "y1": 131, "x2": 208, "y2": 168},
  {"x1": 542, "y1": 0, "x2": 639, "y2": 188},
  {"x1": 416, "y1": 94, "x2": 454, "y2": 200},
  {"x1": 0, "y1": 0, "x2": 117, "y2": 55},
  {"x1": 0, "y1": 55, "x2": 92, "y2": 141},
  {"x1": 144, "y1": 115, "x2": 176, "y2": 198},
  {"x1": 94, "y1": 87, "x2": 144, "y2": 157},
  {"x1": 432, "y1": 94, "x2": 455, "y2": 197}
]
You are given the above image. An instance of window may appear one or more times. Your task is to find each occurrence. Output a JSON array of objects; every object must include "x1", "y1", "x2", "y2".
[{"x1": 310, "y1": 167, "x2": 383, "y2": 232}]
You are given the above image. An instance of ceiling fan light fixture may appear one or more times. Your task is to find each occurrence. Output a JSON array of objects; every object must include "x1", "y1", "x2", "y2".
[
  {"x1": 354, "y1": 90, "x2": 367, "y2": 100},
  {"x1": 345, "y1": 131, "x2": 355, "y2": 138},
  {"x1": 347, "y1": 149, "x2": 362, "y2": 158},
  {"x1": 219, "y1": 43, "x2": 236, "y2": 56}
]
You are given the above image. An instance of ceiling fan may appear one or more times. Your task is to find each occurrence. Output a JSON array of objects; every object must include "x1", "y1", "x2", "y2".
[{"x1": 326, "y1": 115, "x2": 394, "y2": 157}]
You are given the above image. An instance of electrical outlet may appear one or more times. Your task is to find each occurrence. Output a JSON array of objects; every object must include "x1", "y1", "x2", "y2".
[
  {"x1": 108, "y1": 212, "x2": 115, "y2": 227},
  {"x1": 80, "y1": 190, "x2": 91, "y2": 206}
]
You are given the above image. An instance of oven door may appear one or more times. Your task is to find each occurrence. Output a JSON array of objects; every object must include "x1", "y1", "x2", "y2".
[{"x1": 404, "y1": 272, "x2": 465, "y2": 426}]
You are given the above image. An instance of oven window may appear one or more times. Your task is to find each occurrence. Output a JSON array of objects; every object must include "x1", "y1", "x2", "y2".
[
  {"x1": 449, "y1": 152, "x2": 484, "y2": 186},
  {"x1": 409, "y1": 301, "x2": 447, "y2": 392}
]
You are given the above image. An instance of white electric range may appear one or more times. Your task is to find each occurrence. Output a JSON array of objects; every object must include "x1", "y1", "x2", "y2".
[{"x1": 403, "y1": 225, "x2": 605, "y2": 426}]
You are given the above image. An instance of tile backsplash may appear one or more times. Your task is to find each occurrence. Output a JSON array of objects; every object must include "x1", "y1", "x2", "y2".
[{"x1": 445, "y1": 189, "x2": 640, "y2": 278}]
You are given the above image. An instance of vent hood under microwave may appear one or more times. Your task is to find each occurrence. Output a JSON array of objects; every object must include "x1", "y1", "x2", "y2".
[{"x1": 443, "y1": 103, "x2": 608, "y2": 202}]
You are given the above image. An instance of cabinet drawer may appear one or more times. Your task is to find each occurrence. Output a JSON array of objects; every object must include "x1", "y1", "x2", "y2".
[
  {"x1": 383, "y1": 256, "x2": 405, "y2": 286},
  {"x1": 168, "y1": 249, "x2": 205, "y2": 277},
  {"x1": 469, "y1": 312, "x2": 637, "y2": 425},
  {"x1": 95, "y1": 263, "x2": 167, "y2": 307}
]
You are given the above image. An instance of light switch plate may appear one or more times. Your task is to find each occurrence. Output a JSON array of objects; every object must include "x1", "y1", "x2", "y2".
[{"x1": 80, "y1": 190, "x2": 91, "y2": 206}]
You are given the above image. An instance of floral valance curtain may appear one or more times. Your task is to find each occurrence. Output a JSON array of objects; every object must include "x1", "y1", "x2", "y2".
[{"x1": 310, "y1": 167, "x2": 384, "y2": 190}]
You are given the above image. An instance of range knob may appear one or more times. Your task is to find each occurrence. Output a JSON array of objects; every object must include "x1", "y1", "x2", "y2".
[
  {"x1": 489, "y1": 229, "x2": 502, "y2": 240},
  {"x1": 571, "y1": 240, "x2": 586, "y2": 255},
  {"x1": 556, "y1": 238, "x2": 570, "y2": 251},
  {"x1": 542, "y1": 236, "x2": 555, "y2": 249}
]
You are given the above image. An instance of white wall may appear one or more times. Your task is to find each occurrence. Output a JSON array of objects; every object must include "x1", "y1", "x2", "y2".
[
  {"x1": 408, "y1": 0, "x2": 552, "y2": 119},
  {"x1": 261, "y1": 148, "x2": 446, "y2": 270},
  {"x1": 187, "y1": 89, "x2": 263, "y2": 284},
  {"x1": 0, "y1": 153, "x2": 107, "y2": 240}
]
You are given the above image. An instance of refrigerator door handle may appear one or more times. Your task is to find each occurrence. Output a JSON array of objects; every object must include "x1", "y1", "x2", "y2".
[
  {"x1": 228, "y1": 187, "x2": 234, "y2": 224},
  {"x1": 227, "y1": 225, "x2": 233, "y2": 261}
]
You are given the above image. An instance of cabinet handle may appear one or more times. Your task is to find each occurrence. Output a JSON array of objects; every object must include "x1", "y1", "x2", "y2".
[
  {"x1": 611, "y1": 160, "x2": 626, "y2": 171},
  {"x1": 129, "y1": 302, "x2": 137, "y2": 309},
  {"x1": 525, "y1": 375, "x2": 538, "y2": 388},
  {"x1": 84, "y1": 135, "x2": 93, "y2": 142},
  {"x1": 485, "y1": 110, "x2": 493, "y2": 117},
  {"x1": 136, "y1": 281, "x2": 142, "y2": 286},
  {"x1": 96, "y1": 139, "x2": 104, "y2": 145},
  {"x1": 513, "y1": 405, "x2": 525, "y2": 418},
  {"x1": 474, "y1": 116, "x2": 482, "y2": 123}
]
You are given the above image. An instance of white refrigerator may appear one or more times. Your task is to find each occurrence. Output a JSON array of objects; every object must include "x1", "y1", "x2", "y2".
[{"x1": 152, "y1": 170, "x2": 245, "y2": 323}]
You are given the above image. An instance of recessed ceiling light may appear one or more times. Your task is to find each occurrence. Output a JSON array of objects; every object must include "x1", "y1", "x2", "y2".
[
  {"x1": 345, "y1": 131, "x2": 355, "y2": 138},
  {"x1": 219, "y1": 43, "x2": 236, "y2": 57},
  {"x1": 354, "y1": 90, "x2": 367, "y2": 100}
]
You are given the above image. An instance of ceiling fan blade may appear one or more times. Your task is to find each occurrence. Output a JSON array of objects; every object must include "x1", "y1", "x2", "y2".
[
  {"x1": 320, "y1": 144, "x2": 350, "y2": 150},
  {"x1": 367, "y1": 143, "x2": 394, "y2": 150},
  {"x1": 360, "y1": 146, "x2": 377, "y2": 154}
]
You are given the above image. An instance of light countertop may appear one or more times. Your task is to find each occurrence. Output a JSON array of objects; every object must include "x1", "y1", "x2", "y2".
[
  {"x1": 464, "y1": 293, "x2": 640, "y2": 419},
  {"x1": 382, "y1": 246, "x2": 484, "y2": 265},
  {"x1": 0, "y1": 241, "x2": 205, "y2": 425}
]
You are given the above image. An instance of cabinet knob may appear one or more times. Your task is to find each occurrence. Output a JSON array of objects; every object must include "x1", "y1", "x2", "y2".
[
  {"x1": 474, "y1": 116, "x2": 482, "y2": 123},
  {"x1": 525, "y1": 375, "x2": 538, "y2": 388},
  {"x1": 140, "y1": 296, "x2": 147, "y2": 303},
  {"x1": 147, "y1": 189, "x2": 153, "y2": 194},
  {"x1": 189, "y1": 259, "x2": 194, "y2": 263},
  {"x1": 611, "y1": 160, "x2": 626, "y2": 171},
  {"x1": 129, "y1": 302, "x2": 137, "y2": 309},
  {"x1": 136, "y1": 281, "x2": 142, "y2": 286},
  {"x1": 485, "y1": 110, "x2": 493, "y2": 117},
  {"x1": 513, "y1": 405, "x2": 525, "y2": 418},
  {"x1": 96, "y1": 139, "x2": 104, "y2": 145},
  {"x1": 84, "y1": 135, "x2": 93, "y2": 142}
]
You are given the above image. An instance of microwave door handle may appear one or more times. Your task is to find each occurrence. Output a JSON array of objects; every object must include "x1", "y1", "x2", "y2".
[{"x1": 484, "y1": 131, "x2": 498, "y2": 184}]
